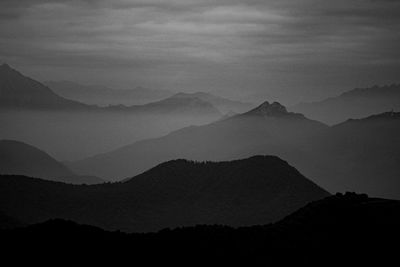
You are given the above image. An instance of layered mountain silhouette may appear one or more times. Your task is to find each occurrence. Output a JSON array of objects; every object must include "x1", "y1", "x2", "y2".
[
  {"x1": 0, "y1": 155, "x2": 329, "y2": 232},
  {"x1": 69, "y1": 103, "x2": 400, "y2": 199},
  {"x1": 44, "y1": 81, "x2": 173, "y2": 106},
  {"x1": 0, "y1": 64, "x2": 220, "y2": 117},
  {"x1": 292, "y1": 84, "x2": 400, "y2": 124},
  {"x1": 0, "y1": 140, "x2": 103, "y2": 184},
  {"x1": 69, "y1": 101, "x2": 328, "y2": 181},
  {"x1": 2, "y1": 193, "x2": 399, "y2": 265}
]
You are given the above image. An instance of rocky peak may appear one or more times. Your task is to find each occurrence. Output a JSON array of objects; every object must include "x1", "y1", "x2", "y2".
[{"x1": 245, "y1": 101, "x2": 290, "y2": 117}]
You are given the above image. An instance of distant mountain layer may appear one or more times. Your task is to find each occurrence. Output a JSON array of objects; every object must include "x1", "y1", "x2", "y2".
[
  {"x1": 0, "y1": 155, "x2": 329, "y2": 232},
  {"x1": 0, "y1": 64, "x2": 221, "y2": 117},
  {"x1": 0, "y1": 140, "x2": 103, "y2": 184},
  {"x1": 2, "y1": 193, "x2": 399, "y2": 265},
  {"x1": 171, "y1": 92, "x2": 253, "y2": 113},
  {"x1": 69, "y1": 103, "x2": 400, "y2": 199},
  {"x1": 44, "y1": 81, "x2": 253, "y2": 113},
  {"x1": 291, "y1": 84, "x2": 400, "y2": 124},
  {"x1": 44, "y1": 81, "x2": 173, "y2": 106}
]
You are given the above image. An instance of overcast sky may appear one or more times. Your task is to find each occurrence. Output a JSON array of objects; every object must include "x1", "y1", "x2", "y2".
[{"x1": 1, "y1": 0, "x2": 400, "y2": 104}]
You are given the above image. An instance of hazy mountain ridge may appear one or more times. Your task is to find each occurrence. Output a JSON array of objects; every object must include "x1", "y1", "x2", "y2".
[
  {"x1": 0, "y1": 140, "x2": 103, "y2": 184},
  {"x1": 0, "y1": 64, "x2": 221, "y2": 117},
  {"x1": 291, "y1": 84, "x2": 400, "y2": 124},
  {"x1": 2, "y1": 193, "x2": 399, "y2": 265},
  {"x1": 69, "y1": 101, "x2": 328, "y2": 181},
  {"x1": 44, "y1": 81, "x2": 173, "y2": 106},
  {"x1": 0, "y1": 155, "x2": 329, "y2": 232},
  {"x1": 172, "y1": 92, "x2": 253, "y2": 113},
  {"x1": 45, "y1": 81, "x2": 251, "y2": 114}
]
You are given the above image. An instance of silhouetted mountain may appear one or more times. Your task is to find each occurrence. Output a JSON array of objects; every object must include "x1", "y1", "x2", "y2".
[
  {"x1": 1, "y1": 193, "x2": 399, "y2": 265},
  {"x1": 44, "y1": 81, "x2": 173, "y2": 106},
  {"x1": 172, "y1": 92, "x2": 253, "y2": 113},
  {"x1": 301, "y1": 111, "x2": 400, "y2": 199},
  {"x1": 243, "y1": 101, "x2": 306, "y2": 119},
  {"x1": 69, "y1": 101, "x2": 327, "y2": 180},
  {"x1": 0, "y1": 140, "x2": 103, "y2": 184},
  {"x1": 0, "y1": 156, "x2": 329, "y2": 232},
  {"x1": 292, "y1": 84, "x2": 400, "y2": 124}
]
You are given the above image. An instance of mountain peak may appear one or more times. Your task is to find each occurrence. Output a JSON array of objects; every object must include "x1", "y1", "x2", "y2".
[
  {"x1": 245, "y1": 101, "x2": 290, "y2": 117},
  {"x1": 0, "y1": 63, "x2": 14, "y2": 73}
]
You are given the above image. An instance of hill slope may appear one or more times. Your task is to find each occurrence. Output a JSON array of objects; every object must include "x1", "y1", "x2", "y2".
[
  {"x1": 0, "y1": 64, "x2": 91, "y2": 110},
  {"x1": 0, "y1": 140, "x2": 103, "y2": 184},
  {"x1": 291, "y1": 84, "x2": 400, "y2": 124},
  {"x1": 300, "y1": 111, "x2": 400, "y2": 199},
  {"x1": 0, "y1": 155, "x2": 329, "y2": 232}
]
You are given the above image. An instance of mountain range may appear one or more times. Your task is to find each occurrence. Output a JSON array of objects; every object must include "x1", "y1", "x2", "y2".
[
  {"x1": 69, "y1": 101, "x2": 327, "y2": 180},
  {"x1": 0, "y1": 64, "x2": 221, "y2": 117},
  {"x1": 69, "y1": 102, "x2": 400, "y2": 199},
  {"x1": 0, "y1": 140, "x2": 103, "y2": 184},
  {"x1": 45, "y1": 81, "x2": 252, "y2": 113},
  {"x1": 291, "y1": 84, "x2": 400, "y2": 124},
  {"x1": 0, "y1": 155, "x2": 328, "y2": 232}
]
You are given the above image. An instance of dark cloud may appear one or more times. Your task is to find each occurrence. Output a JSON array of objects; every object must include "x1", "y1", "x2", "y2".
[{"x1": 0, "y1": 0, "x2": 399, "y2": 103}]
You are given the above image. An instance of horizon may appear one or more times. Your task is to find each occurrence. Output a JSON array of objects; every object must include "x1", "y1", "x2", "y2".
[{"x1": 1, "y1": 61, "x2": 399, "y2": 106}]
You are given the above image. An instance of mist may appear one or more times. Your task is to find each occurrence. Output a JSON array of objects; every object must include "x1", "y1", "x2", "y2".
[{"x1": 0, "y1": 110, "x2": 218, "y2": 161}]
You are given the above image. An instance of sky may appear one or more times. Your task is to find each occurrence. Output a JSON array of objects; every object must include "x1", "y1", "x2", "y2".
[{"x1": 1, "y1": 0, "x2": 400, "y2": 104}]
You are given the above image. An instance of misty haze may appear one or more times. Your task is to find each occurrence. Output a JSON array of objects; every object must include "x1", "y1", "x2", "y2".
[{"x1": 1, "y1": 0, "x2": 400, "y2": 265}]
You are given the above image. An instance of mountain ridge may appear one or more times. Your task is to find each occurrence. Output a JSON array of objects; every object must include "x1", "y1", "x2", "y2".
[
  {"x1": 69, "y1": 101, "x2": 328, "y2": 181},
  {"x1": 0, "y1": 64, "x2": 221, "y2": 116},
  {"x1": 291, "y1": 84, "x2": 400, "y2": 124},
  {"x1": 0, "y1": 155, "x2": 329, "y2": 232}
]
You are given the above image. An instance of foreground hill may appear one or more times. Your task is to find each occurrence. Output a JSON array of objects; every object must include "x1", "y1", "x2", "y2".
[
  {"x1": 0, "y1": 156, "x2": 329, "y2": 232},
  {"x1": 0, "y1": 140, "x2": 103, "y2": 184},
  {"x1": 1, "y1": 193, "x2": 398, "y2": 265},
  {"x1": 292, "y1": 84, "x2": 400, "y2": 124},
  {"x1": 69, "y1": 101, "x2": 328, "y2": 181}
]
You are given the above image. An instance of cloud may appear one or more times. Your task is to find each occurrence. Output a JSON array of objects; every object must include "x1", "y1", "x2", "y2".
[{"x1": 0, "y1": 0, "x2": 399, "y2": 103}]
